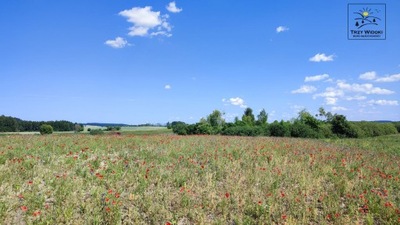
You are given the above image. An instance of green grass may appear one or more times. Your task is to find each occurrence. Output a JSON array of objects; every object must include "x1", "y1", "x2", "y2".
[
  {"x1": 324, "y1": 134, "x2": 400, "y2": 155},
  {"x1": 0, "y1": 134, "x2": 399, "y2": 224}
]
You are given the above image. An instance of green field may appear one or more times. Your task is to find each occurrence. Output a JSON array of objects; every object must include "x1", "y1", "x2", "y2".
[{"x1": 0, "y1": 134, "x2": 399, "y2": 224}]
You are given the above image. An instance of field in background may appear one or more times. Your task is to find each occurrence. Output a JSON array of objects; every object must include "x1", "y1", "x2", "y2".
[{"x1": 0, "y1": 134, "x2": 399, "y2": 224}]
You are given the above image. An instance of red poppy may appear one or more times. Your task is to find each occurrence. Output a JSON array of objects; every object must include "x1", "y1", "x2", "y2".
[
  {"x1": 20, "y1": 206, "x2": 28, "y2": 212},
  {"x1": 225, "y1": 192, "x2": 230, "y2": 198}
]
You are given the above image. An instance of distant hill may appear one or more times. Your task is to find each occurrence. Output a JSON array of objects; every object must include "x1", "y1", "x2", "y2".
[
  {"x1": 83, "y1": 122, "x2": 166, "y2": 127},
  {"x1": 84, "y1": 123, "x2": 130, "y2": 127}
]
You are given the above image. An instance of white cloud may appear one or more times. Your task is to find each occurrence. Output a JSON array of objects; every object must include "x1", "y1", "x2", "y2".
[
  {"x1": 331, "y1": 106, "x2": 348, "y2": 111},
  {"x1": 276, "y1": 26, "x2": 289, "y2": 33},
  {"x1": 375, "y1": 73, "x2": 400, "y2": 82},
  {"x1": 291, "y1": 85, "x2": 317, "y2": 94},
  {"x1": 119, "y1": 6, "x2": 171, "y2": 37},
  {"x1": 368, "y1": 100, "x2": 399, "y2": 106},
  {"x1": 337, "y1": 81, "x2": 394, "y2": 95},
  {"x1": 359, "y1": 71, "x2": 377, "y2": 80},
  {"x1": 309, "y1": 53, "x2": 334, "y2": 62},
  {"x1": 164, "y1": 84, "x2": 171, "y2": 89},
  {"x1": 345, "y1": 95, "x2": 367, "y2": 101},
  {"x1": 305, "y1": 74, "x2": 329, "y2": 82},
  {"x1": 166, "y1": 1, "x2": 182, "y2": 13},
  {"x1": 325, "y1": 97, "x2": 338, "y2": 105},
  {"x1": 104, "y1": 37, "x2": 129, "y2": 48},
  {"x1": 223, "y1": 97, "x2": 247, "y2": 108}
]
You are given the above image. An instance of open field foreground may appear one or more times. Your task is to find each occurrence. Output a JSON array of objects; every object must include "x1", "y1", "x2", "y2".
[{"x1": 0, "y1": 134, "x2": 399, "y2": 224}]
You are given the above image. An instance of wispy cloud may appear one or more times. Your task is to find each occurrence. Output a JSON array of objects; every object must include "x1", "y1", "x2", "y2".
[
  {"x1": 331, "y1": 106, "x2": 348, "y2": 111},
  {"x1": 359, "y1": 71, "x2": 400, "y2": 83},
  {"x1": 164, "y1": 84, "x2": 171, "y2": 90},
  {"x1": 337, "y1": 81, "x2": 394, "y2": 95},
  {"x1": 375, "y1": 73, "x2": 400, "y2": 82},
  {"x1": 305, "y1": 74, "x2": 329, "y2": 82},
  {"x1": 166, "y1": 1, "x2": 182, "y2": 13},
  {"x1": 309, "y1": 53, "x2": 334, "y2": 62},
  {"x1": 368, "y1": 99, "x2": 399, "y2": 106},
  {"x1": 292, "y1": 85, "x2": 317, "y2": 94},
  {"x1": 223, "y1": 97, "x2": 247, "y2": 108},
  {"x1": 104, "y1": 37, "x2": 129, "y2": 48},
  {"x1": 276, "y1": 26, "x2": 289, "y2": 33},
  {"x1": 119, "y1": 6, "x2": 172, "y2": 37}
]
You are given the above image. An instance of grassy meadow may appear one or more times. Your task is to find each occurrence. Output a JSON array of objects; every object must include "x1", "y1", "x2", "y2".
[{"x1": 0, "y1": 134, "x2": 399, "y2": 224}]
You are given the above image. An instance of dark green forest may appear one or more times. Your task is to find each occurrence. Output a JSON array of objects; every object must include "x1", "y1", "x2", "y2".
[
  {"x1": 169, "y1": 107, "x2": 400, "y2": 138},
  {"x1": 0, "y1": 115, "x2": 81, "y2": 132}
]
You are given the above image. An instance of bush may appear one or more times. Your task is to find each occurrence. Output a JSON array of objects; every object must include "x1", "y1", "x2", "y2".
[
  {"x1": 290, "y1": 122, "x2": 321, "y2": 138},
  {"x1": 89, "y1": 129, "x2": 104, "y2": 135},
  {"x1": 221, "y1": 126, "x2": 263, "y2": 136},
  {"x1": 172, "y1": 123, "x2": 188, "y2": 135},
  {"x1": 269, "y1": 121, "x2": 290, "y2": 137},
  {"x1": 331, "y1": 115, "x2": 357, "y2": 138},
  {"x1": 39, "y1": 124, "x2": 53, "y2": 135}
]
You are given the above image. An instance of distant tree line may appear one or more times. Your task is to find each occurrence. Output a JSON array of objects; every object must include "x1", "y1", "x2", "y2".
[
  {"x1": 0, "y1": 115, "x2": 83, "y2": 132},
  {"x1": 168, "y1": 107, "x2": 399, "y2": 138}
]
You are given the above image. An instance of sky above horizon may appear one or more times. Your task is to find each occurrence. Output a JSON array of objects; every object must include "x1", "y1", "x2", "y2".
[{"x1": 1, "y1": 0, "x2": 399, "y2": 124}]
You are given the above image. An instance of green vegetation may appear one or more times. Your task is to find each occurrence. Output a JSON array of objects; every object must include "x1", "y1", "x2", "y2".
[
  {"x1": 0, "y1": 134, "x2": 399, "y2": 224},
  {"x1": 169, "y1": 107, "x2": 399, "y2": 139},
  {"x1": 0, "y1": 115, "x2": 82, "y2": 132},
  {"x1": 39, "y1": 124, "x2": 53, "y2": 135},
  {"x1": 89, "y1": 129, "x2": 104, "y2": 135}
]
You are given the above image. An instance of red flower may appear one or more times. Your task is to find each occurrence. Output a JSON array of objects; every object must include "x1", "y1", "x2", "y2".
[
  {"x1": 105, "y1": 207, "x2": 111, "y2": 212},
  {"x1": 225, "y1": 192, "x2": 230, "y2": 198},
  {"x1": 281, "y1": 214, "x2": 287, "y2": 220},
  {"x1": 33, "y1": 210, "x2": 41, "y2": 217},
  {"x1": 27, "y1": 180, "x2": 33, "y2": 185},
  {"x1": 20, "y1": 206, "x2": 28, "y2": 212},
  {"x1": 165, "y1": 222, "x2": 172, "y2": 225}
]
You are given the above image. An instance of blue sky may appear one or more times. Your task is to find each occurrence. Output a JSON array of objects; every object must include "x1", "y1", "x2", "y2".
[{"x1": 1, "y1": 0, "x2": 399, "y2": 124}]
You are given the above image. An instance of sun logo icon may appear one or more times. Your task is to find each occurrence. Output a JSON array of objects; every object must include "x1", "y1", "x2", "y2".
[{"x1": 354, "y1": 7, "x2": 380, "y2": 29}]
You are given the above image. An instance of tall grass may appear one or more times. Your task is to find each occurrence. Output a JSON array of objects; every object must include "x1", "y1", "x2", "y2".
[{"x1": 0, "y1": 134, "x2": 399, "y2": 224}]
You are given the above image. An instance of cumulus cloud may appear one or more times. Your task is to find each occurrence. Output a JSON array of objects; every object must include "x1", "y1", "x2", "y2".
[
  {"x1": 359, "y1": 71, "x2": 400, "y2": 82},
  {"x1": 309, "y1": 53, "x2": 334, "y2": 62},
  {"x1": 166, "y1": 1, "x2": 182, "y2": 13},
  {"x1": 359, "y1": 71, "x2": 377, "y2": 80},
  {"x1": 104, "y1": 37, "x2": 129, "y2": 48},
  {"x1": 368, "y1": 100, "x2": 399, "y2": 106},
  {"x1": 292, "y1": 85, "x2": 317, "y2": 94},
  {"x1": 164, "y1": 84, "x2": 171, "y2": 89},
  {"x1": 331, "y1": 106, "x2": 348, "y2": 111},
  {"x1": 337, "y1": 81, "x2": 394, "y2": 95},
  {"x1": 325, "y1": 97, "x2": 338, "y2": 105},
  {"x1": 276, "y1": 26, "x2": 289, "y2": 33},
  {"x1": 223, "y1": 97, "x2": 247, "y2": 108},
  {"x1": 119, "y1": 6, "x2": 172, "y2": 37},
  {"x1": 305, "y1": 74, "x2": 329, "y2": 82},
  {"x1": 345, "y1": 95, "x2": 367, "y2": 101},
  {"x1": 375, "y1": 73, "x2": 400, "y2": 82}
]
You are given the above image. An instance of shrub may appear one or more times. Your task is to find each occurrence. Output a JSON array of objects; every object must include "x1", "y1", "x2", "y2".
[
  {"x1": 172, "y1": 123, "x2": 188, "y2": 135},
  {"x1": 290, "y1": 121, "x2": 321, "y2": 138},
  {"x1": 269, "y1": 121, "x2": 290, "y2": 137},
  {"x1": 89, "y1": 129, "x2": 104, "y2": 135},
  {"x1": 39, "y1": 124, "x2": 53, "y2": 135}
]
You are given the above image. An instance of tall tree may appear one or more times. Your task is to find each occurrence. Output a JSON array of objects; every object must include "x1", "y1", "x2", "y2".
[
  {"x1": 242, "y1": 107, "x2": 255, "y2": 126},
  {"x1": 256, "y1": 109, "x2": 268, "y2": 126}
]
